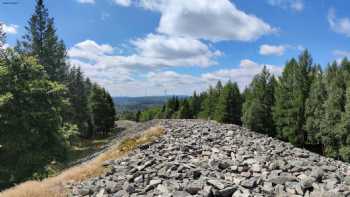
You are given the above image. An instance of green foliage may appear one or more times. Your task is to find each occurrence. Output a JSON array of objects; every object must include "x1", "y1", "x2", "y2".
[
  {"x1": 339, "y1": 146, "x2": 350, "y2": 162},
  {"x1": 179, "y1": 99, "x2": 192, "y2": 119},
  {"x1": 165, "y1": 97, "x2": 180, "y2": 118},
  {"x1": 59, "y1": 123, "x2": 79, "y2": 145},
  {"x1": 89, "y1": 85, "x2": 116, "y2": 136},
  {"x1": 66, "y1": 67, "x2": 90, "y2": 137},
  {"x1": 189, "y1": 92, "x2": 202, "y2": 118},
  {"x1": 16, "y1": 0, "x2": 68, "y2": 82},
  {"x1": 304, "y1": 66, "x2": 326, "y2": 144},
  {"x1": 214, "y1": 81, "x2": 242, "y2": 124},
  {"x1": 139, "y1": 107, "x2": 162, "y2": 122},
  {"x1": 273, "y1": 52, "x2": 312, "y2": 146},
  {"x1": 0, "y1": 51, "x2": 68, "y2": 188},
  {"x1": 242, "y1": 66, "x2": 276, "y2": 136},
  {"x1": 199, "y1": 86, "x2": 219, "y2": 119},
  {"x1": 320, "y1": 62, "x2": 345, "y2": 157},
  {"x1": 0, "y1": 0, "x2": 117, "y2": 190}
]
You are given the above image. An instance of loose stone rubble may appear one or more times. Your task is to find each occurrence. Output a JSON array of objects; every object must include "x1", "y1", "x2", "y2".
[{"x1": 69, "y1": 119, "x2": 350, "y2": 196}]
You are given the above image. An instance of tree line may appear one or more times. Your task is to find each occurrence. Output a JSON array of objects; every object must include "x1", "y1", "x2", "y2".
[
  {"x1": 139, "y1": 50, "x2": 350, "y2": 163},
  {"x1": 0, "y1": 0, "x2": 116, "y2": 189}
]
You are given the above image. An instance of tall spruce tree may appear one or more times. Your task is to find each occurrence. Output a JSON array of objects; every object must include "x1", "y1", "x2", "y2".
[
  {"x1": 67, "y1": 67, "x2": 90, "y2": 137},
  {"x1": 215, "y1": 80, "x2": 224, "y2": 95},
  {"x1": 337, "y1": 83, "x2": 350, "y2": 161},
  {"x1": 16, "y1": 0, "x2": 68, "y2": 82},
  {"x1": 89, "y1": 84, "x2": 116, "y2": 136},
  {"x1": 320, "y1": 62, "x2": 346, "y2": 157},
  {"x1": 273, "y1": 54, "x2": 311, "y2": 146},
  {"x1": 304, "y1": 65, "x2": 326, "y2": 144},
  {"x1": 0, "y1": 52, "x2": 68, "y2": 188},
  {"x1": 179, "y1": 99, "x2": 192, "y2": 119},
  {"x1": 189, "y1": 91, "x2": 202, "y2": 118},
  {"x1": 242, "y1": 66, "x2": 276, "y2": 136},
  {"x1": 165, "y1": 97, "x2": 180, "y2": 118},
  {"x1": 199, "y1": 86, "x2": 217, "y2": 119},
  {"x1": 214, "y1": 81, "x2": 242, "y2": 124}
]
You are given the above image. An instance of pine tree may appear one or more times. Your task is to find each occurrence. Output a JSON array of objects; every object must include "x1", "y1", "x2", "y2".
[
  {"x1": 67, "y1": 67, "x2": 90, "y2": 137},
  {"x1": 165, "y1": 96, "x2": 180, "y2": 118},
  {"x1": 304, "y1": 65, "x2": 326, "y2": 144},
  {"x1": 16, "y1": 0, "x2": 68, "y2": 82},
  {"x1": 320, "y1": 62, "x2": 346, "y2": 157},
  {"x1": 214, "y1": 81, "x2": 242, "y2": 124},
  {"x1": 179, "y1": 99, "x2": 192, "y2": 119},
  {"x1": 135, "y1": 110, "x2": 141, "y2": 122},
  {"x1": 199, "y1": 86, "x2": 217, "y2": 119},
  {"x1": 0, "y1": 51, "x2": 68, "y2": 187},
  {"x1": 189, "y1": 91, "x2": 201, "y2": 118},
  {"x1": 337, "y1": 83, "x2": 350, "y2": 161},
  {"x1": 89, "y1": 84, "x2": 116, "y2": 136},
  {"x1": 215, "y1": 80, "x2": 223, "y2": 95},
  {"x1": 242, "y1": 66, "x2": 275, "y2": 136},
  {"x1": 273, "y1": 55, "x2": 311, "y2": 146}
]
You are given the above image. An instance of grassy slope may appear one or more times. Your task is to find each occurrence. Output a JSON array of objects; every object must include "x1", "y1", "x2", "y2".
[{"x1": 0, "y1": 122, "x2": 164, "y2": 197}]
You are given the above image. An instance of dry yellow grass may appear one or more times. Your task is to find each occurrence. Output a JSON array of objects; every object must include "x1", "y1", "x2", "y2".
[{"x1": 0, "y1": 126, "x2": 165, "y2": 197}]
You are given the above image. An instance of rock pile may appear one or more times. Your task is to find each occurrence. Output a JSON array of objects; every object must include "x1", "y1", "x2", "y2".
[{"x1": 70, "y1": 120, "x2": 350, "y2": 197}]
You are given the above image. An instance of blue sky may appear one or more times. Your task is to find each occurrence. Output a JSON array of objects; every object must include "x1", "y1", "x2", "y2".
[{"x1": 1, "y1": 0, "x2": 350, "y2": 96}]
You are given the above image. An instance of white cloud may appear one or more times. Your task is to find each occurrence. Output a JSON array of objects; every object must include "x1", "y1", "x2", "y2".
[
  {"x1": 117, "y1": 0, "x2": 275, "y2": 42},
  {"x1": 259, "y1": 44, "x2": 304, "y2": 56},
  {"x1": 202, "y1": 59, "x2": 282, "y2": 90},
  {"x1": 130, "y1": 34, "x2": 221, "y2": 67},
  {"x1": 77, "y1": 0, "x2": 95, "y2": 4},
  {"x1": 260, "y1": 44, "x2": 286, "y2": 56},
  {"x1": 2, "y1": 44, "x2": 10, "y2": 49},
  {"x1": 69, "y1": 40, "x2": 282, "y2": 96},
  {"x1": 328, "y1": 8, "x2": 350, "y2": 37},
  {"x1": 87, "y1": 59, "x2": 282, "y2": 96},
  {"x1": 333, "y1": 50, "x2": 350, "y2": 61},
  {"x1": 69, "y1": 36, "x2": 221, "y2": 70},
  {"x1": 113, "y1": 0, "x2": 131, "y2": 7},
  {"x1": 268, "y1": 0, "x2": 304, "y2": 11},
  {"x1": 2, "y1": 23, "x2": 18, "y2": 34},
  {"x1": 0, "y1": 43, "x2": 9, "y2": 50},
  {"x1": 68, "y1": 40, "x2": 114, "y2": 61}
]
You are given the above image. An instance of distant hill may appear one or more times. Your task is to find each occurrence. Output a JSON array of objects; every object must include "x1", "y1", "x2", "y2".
[{"x1": 113, "y1": 96, "x2": 188, "y2": 112}]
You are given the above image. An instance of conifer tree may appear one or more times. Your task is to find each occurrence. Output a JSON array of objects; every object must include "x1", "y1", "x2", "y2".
[
  {"x1": 304, "y1": 65, "x2": 326, "y2": 144},
  {"x1": 189, "y1": 91, "x2": 201, "y2": 118},
  {"x1": 242, "y1": 66, "x2": 275, "y2": 136},
  {"x1": 199, "y1": 86, "x2": 217, "y2": 119},
  {"x1": 67, "y1": 67, "x2": 90, "y2": 137},
  {"x1": 214, "y1": 81, "x2": 242, "y2": 124},
  {"x1": 340, "y1": 58, "x2": 350, "y2": 79},
  {"x1": 215, "y1": 80, "x2": 224, "y2": 95},
  {"x1": 165, "y1": 97, "x2": 180, "y2": 118},
  {"x1": 17, "y1": 0, "x2": 68, "y2": 82},
  {"x1": 337, "y1": 83, "x2": 350, "y2": 161},
  {"x1": 89, "y1": 84, "x2": 116, "y2": 136},
  {"x1": 136, "y1": 110, "x2": 141, "y2": 122},
  {"x1": 179, "y1": 99, "x2": 192, "y2": 119},
  {"x1": 320, "y1": 62, "x2": 346, "y2": 157},
  {"x1": 273, "y1": 55, "x2": 311, "y2": 146},
  {"x1": 0, "y1": 52, "x2": 68, "y2": 187}
]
